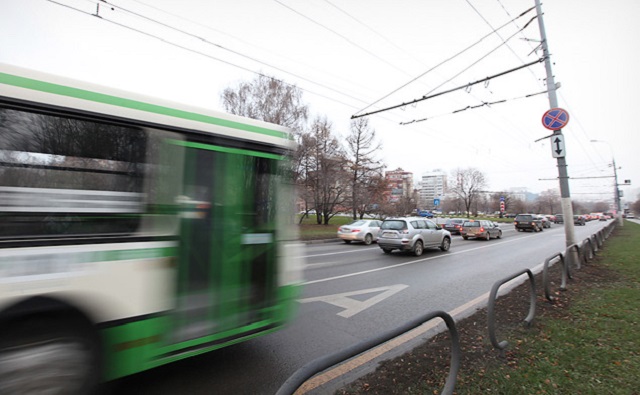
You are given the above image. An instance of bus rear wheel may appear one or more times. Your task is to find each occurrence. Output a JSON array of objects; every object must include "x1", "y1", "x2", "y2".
[{"x1": 0, "y1": 317, "x2": 100, "y2": 395}]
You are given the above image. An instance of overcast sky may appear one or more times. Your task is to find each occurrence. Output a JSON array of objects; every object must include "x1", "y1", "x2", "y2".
[{"x1": 2, "y1": 0, "x2": 638, "y2": 207}]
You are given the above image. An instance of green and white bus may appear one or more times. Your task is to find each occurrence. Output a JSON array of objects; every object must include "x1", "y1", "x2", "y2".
[{"x1": 0, "y1": 64, "x2": 304, "y2": 393}]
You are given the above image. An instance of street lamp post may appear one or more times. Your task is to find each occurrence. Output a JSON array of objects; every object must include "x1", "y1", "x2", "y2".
[{"x1": 591, "y1": 139, "x2": 623, "y2": 226}]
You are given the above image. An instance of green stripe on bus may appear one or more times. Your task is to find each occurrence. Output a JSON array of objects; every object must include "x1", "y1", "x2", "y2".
[
  {"x1": 0, "y1": 73, "x2": 290, "y2": 140},
  {"x1": 168, "y1": 139, "x2": 284, "y2": 160},
  {"x1": 98, "y1": 247, "x2": 177, "y2": 262}
]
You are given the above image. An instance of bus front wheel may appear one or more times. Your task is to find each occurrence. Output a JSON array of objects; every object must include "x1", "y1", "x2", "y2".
[{"x1": 0, "y1": 316, "x2": 100, "y2": 395}]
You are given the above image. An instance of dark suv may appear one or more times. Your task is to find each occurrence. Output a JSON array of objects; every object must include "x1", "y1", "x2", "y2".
[{"x1": 514, "y1": 214, "x2": 543, "y2": 232}]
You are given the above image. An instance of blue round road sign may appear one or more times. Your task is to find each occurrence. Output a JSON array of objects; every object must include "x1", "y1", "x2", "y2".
[{"x1": 542, "y1": 108, "x2": 569, "y2": 130}]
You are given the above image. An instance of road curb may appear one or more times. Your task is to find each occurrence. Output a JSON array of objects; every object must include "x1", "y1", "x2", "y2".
[{"x1": 304, "y1": 238, "x2": 342, "y2": 244}]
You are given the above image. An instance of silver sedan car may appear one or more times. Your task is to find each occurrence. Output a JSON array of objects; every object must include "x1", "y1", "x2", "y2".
[{"x1": 337, "y1": 220, "x2": 382, "y2": 245}]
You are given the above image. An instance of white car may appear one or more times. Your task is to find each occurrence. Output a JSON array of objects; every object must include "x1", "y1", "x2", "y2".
[{"x1": 337, "y1": 220, "x2": 382, "y2": 245}]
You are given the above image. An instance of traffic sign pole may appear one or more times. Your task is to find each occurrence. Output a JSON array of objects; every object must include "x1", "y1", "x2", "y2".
[{"x1": 535, "y1": 0, "x2": 577, "y2": 251}]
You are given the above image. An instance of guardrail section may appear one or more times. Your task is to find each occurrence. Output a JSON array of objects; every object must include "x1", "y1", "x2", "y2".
[
  {"x1": 581, "y1": 238, "x2": 596, "y2": 261},
  {"x1": 487, "y1": 269, "x2": 536, "y2": 353},
  {"x1": 276, "y1": 310, "x2": 461, "y2": 395},
  {"x1": 542, "y1": 253, "x2": 565, "y2": 301}
]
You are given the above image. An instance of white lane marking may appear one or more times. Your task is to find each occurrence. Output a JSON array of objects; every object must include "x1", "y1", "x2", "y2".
[
  {"x1": 297, "y1": 260, "x2": 553, "y2": 393},
  {"x1": 303, "y1": 235, "x2": 537, "y2": 285},
  {"x1": 298, "y1": 284, "x2": 408, "y2": 318},
  {"x1": 303, "y1": 246, "x2": 379, "y2": 258}
]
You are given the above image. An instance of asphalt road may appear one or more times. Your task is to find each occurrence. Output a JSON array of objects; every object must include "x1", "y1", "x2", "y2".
[{"x1": 108, "y1": 219, "x2": 611, "y2": 395}]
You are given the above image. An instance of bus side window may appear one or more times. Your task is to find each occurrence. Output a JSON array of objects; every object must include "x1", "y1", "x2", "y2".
[{"x1": 0, "y1": 107, "x2": 148, "y2": 238}]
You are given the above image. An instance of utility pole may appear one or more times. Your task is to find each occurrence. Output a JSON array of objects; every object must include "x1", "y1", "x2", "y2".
[
  {"x1": 612, "y1": 157, "x2": 623, "y2": 226},
  {"x1": 591, "y1": 139, "x2": 624, "y2": 226},
  {"x1": 535, "y1": 0, "x2": 577, "y2": 248}
]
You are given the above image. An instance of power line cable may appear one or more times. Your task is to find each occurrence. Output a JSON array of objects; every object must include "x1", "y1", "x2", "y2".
[
  {"x1": 399, "y1": 88, "x2": 548, "y2": 125},
  {"x1": 322, "y1": 0, "x2": 426, "y2": 67},
  {"x1": 273, "y1": 0, "x2": 415, "y2": 78},
  {"x1": 323, "y1": 1, "x2": 540, "y2": 149},
  {"x1": 124, "y1": 0, "x2": 381, "y2": 98},
  {"x1": 467, "y1": 0, "x2": 542, "y2": 87},
  {"x1": 47, "y1": 0, "x2": 380, "y2": 112},
  {"x1": 354, "y1": 5, "x2": 536, "y2": 116},
  {"x1": 353, "y1": 56, "x2": 544, "y2": 119},
  {"x1": 97, "y1": 0, "x2": 372, "y2": 106}
]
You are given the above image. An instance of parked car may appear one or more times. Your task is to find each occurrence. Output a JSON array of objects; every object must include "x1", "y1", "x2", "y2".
[
  {"x1": 536, "y1": 215, "x2": 551, "y2": 228},
  {"x1": 442, "y1": 218, "x2": 466, "y2": 235},
  {"x1": 337, "y1": 220, "x2": 382, "y2": 245},
  {"x1": 418, "y1": 210, "x2": 434, "y2": 218},
  {"x1": 514, "y1": 214, "x2": 543, "y2": 232},
  {"x1": 574, "y1": 215, "x2": 586, "y2": 226},
  {"x1": 460, "y1": 220, "x2": 502, "y2": 240},
  {"x1": 554, "y1": 214, "x2": 564, "y2": 224},
  {"x1": 377, "y1": 217, "x2": 451, "y2": 256}
]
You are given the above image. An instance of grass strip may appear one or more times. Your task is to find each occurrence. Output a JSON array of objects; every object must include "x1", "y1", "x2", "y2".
[{"x1": 454, "y1": 221, "x2": 640, "y2": 394}]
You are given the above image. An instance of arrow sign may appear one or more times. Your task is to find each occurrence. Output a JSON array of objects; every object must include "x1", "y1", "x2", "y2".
[
  {"x1": 550, "y1": 135, "x2": 565, "y2": 158},
  {"x1": 298, "y1": 284, "x2": 408, "y2": 318}
]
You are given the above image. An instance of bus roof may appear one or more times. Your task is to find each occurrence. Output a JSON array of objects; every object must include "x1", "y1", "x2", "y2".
[{"x1": 0, "y1": 63, "x2": 294, "y2": 149}]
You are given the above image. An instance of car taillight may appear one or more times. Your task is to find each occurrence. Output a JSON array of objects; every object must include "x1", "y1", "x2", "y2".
[
  {"x1": 352, "y1": 229, "x2": 360, "y2": 232},
  {"x1": 480, "y1": 227, "x2": 485, "y2": 232},
  {"x1": 514, "y1": 221, "x2": 518, "y2": 225}
]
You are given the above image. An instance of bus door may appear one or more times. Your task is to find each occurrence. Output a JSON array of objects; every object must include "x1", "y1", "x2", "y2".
[{"x1": 170, "y1": 143, "x2": 279, "y2": 345}]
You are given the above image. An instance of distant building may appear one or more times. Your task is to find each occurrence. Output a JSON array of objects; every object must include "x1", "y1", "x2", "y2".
[
  {"x1": 384, "y1": 168, "x2": 414, "y2": 203},
  {"x1": 509, "y1": 187, "x2": 538, "y2": 202},
  {"x1": 418, "y1": 169, "x2": 447, "y2": 209}
]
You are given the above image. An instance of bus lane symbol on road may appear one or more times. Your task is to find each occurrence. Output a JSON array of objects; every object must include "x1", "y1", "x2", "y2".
[{"x1": 298, "y1": 284, "x2": 409, "y2": 318}]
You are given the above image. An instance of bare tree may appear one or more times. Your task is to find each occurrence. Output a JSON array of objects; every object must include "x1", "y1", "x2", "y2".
[
  {"x1": 631, "y1": 195, "x2": 640, "y2": 214},
  {"x1": 355, "y1": 174, "x2": 387, "y2": 219},
  {"x1": 537, "y1": 188, "x2": 560, "y2": 214},
  {"x1": 221, "y1": 74, "x2": 308, "y2": 133},
  {"x1": 379, "y1": 195, "x2": 416, "y2": 218},
  {"x1": 511, "y1": 198, "x2": 528, "y2": 214},
  {"x1": 449, "y1": 168, "x2": 487, "y2": 218},
  {"x1": 442, "y1": 195, "x2": 464, "y2": 215},
  {"x1": 303, "y1": 116, "x2": 348, "y2": 225},
  {"x1": 344, "y1": 118, "x2": 384, "y2": 220}
]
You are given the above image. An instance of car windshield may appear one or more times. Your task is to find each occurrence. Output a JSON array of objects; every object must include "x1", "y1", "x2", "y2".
[
  {"x1": 463, "y1": 222, "x2": 480, "y2": 227},
  {"x1": 447, "y1": 219, "x2": 464, "y2": 225},
  {"x1": 381, "y1": 220, "x2": 406, "y2": 230},
  {"x1": 348, "y1": 220, "x2": 367, "y2": 226}
]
